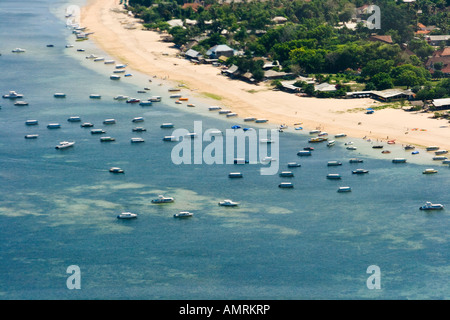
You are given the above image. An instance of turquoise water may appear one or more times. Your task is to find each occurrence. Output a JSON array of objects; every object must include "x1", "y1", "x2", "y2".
[{"x1": 0, "y1": 0, "x2": 449, "y2": 300}]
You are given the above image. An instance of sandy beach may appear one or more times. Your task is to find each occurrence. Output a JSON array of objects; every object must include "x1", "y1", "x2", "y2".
[{"x1": 81, "y1": 0, "x2": 450, "y2": 151}]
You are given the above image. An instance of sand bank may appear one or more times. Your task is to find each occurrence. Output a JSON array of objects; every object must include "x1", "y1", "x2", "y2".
[{"x1": 81, "y1": 0, "x2": 450, "y2": 151}]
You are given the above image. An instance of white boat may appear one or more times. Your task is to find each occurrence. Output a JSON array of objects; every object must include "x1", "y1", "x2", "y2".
[
  {"x1": 279, "y1": 171, "x2": 294, "y2": 177},
  {"x1": 349, "y1": 158, "x2": 363, "y2": 163},
  {"x1": 163, "y1": 136, "x2": 178, "y2": 141},
  {"x1": 392, "y1": 158, "x2": 407, "y2": 163},
  {"x1": 218, "y1": 110, "x2": 232, "y2": 114},
  {"x1": 2, "y1": 91, "x2": 23, "y2": 99},
  {"x1": 113, "y1": 95, "x2": 129, "y2": 100},
  {"x1": 309, "y1": 130, "x2": 321, "y2": 135},
  {"x1": 55, "y1": 141, "x2": 75, "y2": 149},
  {"x1": 174, "y1": 211, "x2": 193, "y2": 218},
  {"x1": 65, "y1": 44, "x2": 74, "y2": 48},
  {"x1": 149, "y1": 96, "x2": 162, "y2": 102},
  {"x1": 346, "y1": 146, "x2": 357, "y2": 150},
  {"x1": 110, "y1": 75, "x2": 121, "y2": 80},
  {"x1": 132, "y1": 117, "x2": 144, "y2": 123},
  {"x1": 229, "y1": 172, "x2": 243, "y2": 178},
  {"x1": 47, "y1": 123, "x2": 61, "y2": 129},
  {"x1": 85, "y1": 54, "x2": 97, "y2": 59},
  {"x1": 109, "y1": 167, "x2": 124, "y2": 173},
  {"x1": 218, "y1": 199, "x2": 239, "y2": 206},
  {"x1": 14, "y1": 101, "x2": 28, "y2": 106},
  {"x1": 89, "y1": 94, "x2": 101, "y2": 99},
  {"x1": 93, "y1": 57, "x2": 105, "y2": 62},
  {"x1": 104, "y1": 60, "x2": 115, "y2": 64},
  {"x1": 24, "y1": 134, "x2": 39, "y2": 139},
  {"x1": 25, "y1": 120, "x2": 38, "y2": 125},
  {"x1": 170, "y1": 94, "x2": 182, "y2": 99},
  {"x1": 297, "y1": 150, "x2": 311, "y2": 156},
  {"x1": 435, "y1": 150, "x2": 448, "y2": 155},
  {"x1": 337, "y1": 186, "x2": 352, "y2": 193},
  {"x1": 334, "y1": 133, "x2": 347, "y2": 138},
  {"x1": 117, "y1": 212, "x2": 137, "y2": 219},
  {"x1": 91, "y1": 129, "x2": 105, "y2": 134},
  {"x1": 326, "y1": 173, "x2": 341, "y2": 179},
  {"x1": 131, "y1": 137, "x2": 145, "y2": 143},
  {"x1": 327, "y1": 140, "x2": 335, "y2": 147},
  {"x1": 115, "y1": 64, "x2": 127, "y2": 69},
  {"x1": 423, "y1": 168, "x2": 438, "y2": 174},
  {"x1": 419, "y1": 202, "x2": 444, "y2": 211},
  {"x1": 113, "y1": 69, "x2": 126, "y2": 73},
  {"x1": 12, "y1": 48, "x2": 26, "y2": 53},
  {"x1": 103, "y1": 119, "x2": 116, "y2": 125},
  {"x1": 287, "y1": 162, "x2": 301, "y2": 168},
  {"x1": 318, "y1": 132, "x2": 328, "y2": 137},
  {"x1": 226, "y1": 113, "x2": 238, "y2": 117},
  {"x1": 426, "y1": 146, "x2": 440, "y2": 151},
  {"x1": 67, "y1": 116, "x2": 81, "y2": 122},
  {"x1": 352, "y1": 169, "x2": 369, "y2": 174},
  {"x1": 327, "y1": 161, "x2": 342, "y2": 166},
  {"x1": 100, "y1": 136, "x2": 115, "y2": 142},
  {"x1": 151, "y1": 195, "x2": 174, "y2": 203},
  {"x1": 279, "y1": 182, "x2": 294, "y2": 188},
  {"x1": 54, "y1": 93, "x2": 66, "y2": 98},
  {"x1": 160, "y1": 123, "x2": 174, "y2": 128},
  {"x1": 209, "y1": 106, "x2": 221, "y2": 111}
]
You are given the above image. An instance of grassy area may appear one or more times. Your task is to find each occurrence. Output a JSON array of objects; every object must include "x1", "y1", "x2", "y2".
[{"x1": 201, "y1": 92, "x2": 223, "y2": 101}]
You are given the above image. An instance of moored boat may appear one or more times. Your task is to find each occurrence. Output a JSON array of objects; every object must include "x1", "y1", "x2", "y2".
[
  {"x1": 55, "y1": 141, "x2": 75, "y2": 149},
  {"x1": 132, "y1": 127, "x2": 147, "y2": 132},
  {"x1": 433, "y1": 156, "x2": 447, "y2": 161},
  {"x1": 25, "y1": 120, "x2": 38, "y2": 125},
  {"x1": 91, "y1": 129, "x2": 105, "y2": 134},
  {"x1": 174, "y1": 211, "x2": 193, "y2": 218},
  {"x1": 392, "y1": 158, "x2": 407, "y2": 163},
  {"x1": 218, "y1": 199, "x2": 239, "y2": 206},
  {"x1": 24, "y1": 134, "x2": 39, "y2": 139},
  {"x1": 419, "y1": 202, "x2": 444, "y2": 211},
  {"x1": 349, "y1": 158, "x2": 363, "y2": 163},
  {"x1": 287, "y1": 162, "x2": 301, "y2": 167},
  {"x1": 327, "y1": 161, "x2": 342, "y2": 166},
  {"x1": 352, "y1": 169, "x2": 369, "y2": 174},
  {"x1": 103, "y1": 119, "x2": 116, "y2": 125},
  {"x1": 54, "y1": 93, "x2": 66, "y2": 98},
  {"x1": 160, "y1": 123, "x2": 174, "y2": 128},
  {"x1": 67, "y1": 116, "x2": 81, "y2": 122},
  {"x1": 151, "y1": 195, "x2": 174, "y2": 203},
  {"x1": 423, "y1": 168, "x2": 437, "y2": 174},
  {"x1": 132, "y1": 117, "x2": 144, "y2": 123},
  {"x1": 279, "y1": 182, "x2": 294, "y2": 188},
  {"x1": 297, "y1": 150, "x2": 311, "y2": 156},
  {"x1": 117, "y1": 212, "x2": 137, "y2": 219},
  {"x1": 109, "y1": 167, "x2": 124, "y2": 173},
  {"x1": 131, "y1": 137, "x2": 145, "y2": 143},
  {"x1": 426, "y1": 146, "x2": 440, "y2": 151},
  {"x1": 326, "y1": 173, "x2": 341, "y2": 179},
  {"x1": 47, "y1": 123, "x2": 61, "y2": 129},
  {"x1": 100, "y1": 136, "x2": 115, "y2": 142},
  {"x1": 2, "y1": 91, "x2": 23, "y2": 99},
  {"x1": 229, "y1": 172, "x2": 243, "y2": 178},
  {"x1": 337, "y1": 186, "x2": 352, "y2": 193}
]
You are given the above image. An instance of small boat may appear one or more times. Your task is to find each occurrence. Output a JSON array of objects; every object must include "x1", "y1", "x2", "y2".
[
  {"x1": 426, "y1": 146, "x2": 440, "y2": 151},
  {"x1": 352, "y1": 169, "x2": 369, "y2": 174},
  {"x1": 318, "y1": 132, "x2": 328, "y2": 137},
  {"x1": 12, "y1": 48, "x2": 26, "y2": 53},
  {"x1": 24, "y1": 134, "x2": 39, "y2": 139},
  {"x1": 244, "y1": 117, "x2": 256, "y2": 122},
  {"x1": 219, "y1": 199, "x2": 239, "y2": 206},
  {"x1": 423, "y1": 168, "x2": 437, "y2": 174},
  {"x1": 327, "y1": 161, "x2": 342, "y2": 166},
  {"x1": 114, "y1": 95, "x2": 129, "y2": 100},
  {"x1": 103, "y1": 119, "x2": 116, "y2": 125},
  {"x1": 126, "y1": 98, "x2": 140, "y2": 104},
  {"x1": 442, "y1": 159, "x2": 450, "y2": 164},
  {"x1": 124, "y1": 74, "x2": 133, "y2": 77},
  {"x1": 55, "y1": 141, "x2": 75, "y2": 149},
  {"x1": 149, "y1": 96, "x2": 162, "y2": 102},
  {"x1": 334, "y1": 133, "x2": 347, "y2": 138},
  {"x1": 326, "y1": 174, "x2": 341, "y2": 180},
  {"x1": 435, "y1": 150, "x2": 448, "y2": 155},
  {"x1": 47, "y1": 123, "x2": 61, "y2": 129},
  {"x1": 93, "y1": 57, "x2": 105, "y2": 62},
  {"x1": 309, "y1": 130, "x2": 321, "y2": 135},
  {"x1": 54, "y1": 93, "x2": 66, "y2": 98},
  {"x1": 132, "y1": 117, "x2": 144, "y2": 123},
  {"x1": 297, "y1": 150, "x2": 311, "y2": 156},
  {"x1": 433, "y1": 156, "x2": 447, "y2": 161},
  {"x1": 117, "y1": 212, "x2": 137, "y2": 219},
  {"x1": 372, "y1": 145, "x2": 383, "y2": 149},
  {"x1": 279, "y1": 171, "x2": 294, "y2": 177},
  {"x1": 137, "y1": 91, "x2": 147, "y2": 94},
  {"x1": 151, "y1": 195, "x2": 174, "y2": 203},
  {"x1": 132, "y1": 127, "x2": 147, "y2": 132},
  {"x1": 387, "y1": 140, "x2": 396, "y2": 145},
  {"x1": 229, "y1": 172, "x2": 243, "y2": 178},
  {"x1": 25, "y1": 120, "x2": 38, "y2": 126},
  {"x1": 404, "y1": 145, "x2": 415, "y2": 150},
  {"x1": 168, "y1": 88, "x2": 181, "y2": 92},
  {"x1": 76, "y1": 48, "x2": 85, "y2": 52},
  {"x1": 139, "y1": 101, "x2": 152, "y2": 106},
  {"x1": 175, "y1": 100, "x2": 182, "y2": 104},
  {"x1": 170, "y1": 94, "x2": 182, "y2": 99},
  {"x1": 349, "y1": 158, "x2": 363, "y2": 163},
  {"x1": 91, "y1": 129, "x2": 105, "y2": 134},
  {"x1": 218, "y1": 110, "x2": 232, "y2": 114},
  {"x1": 131, "y1": 138, "x2": 145, "y2": 143},
  {"x1": 412, "y1": 151, "x2": 420, "y2": 155},
  {"x1": 65, "y1": 44, "x2": 74, "y2": 48},
  {"x1": 346, "y1": 146, "x2": 357, "y2": 150},
  {"x1": 163, "y1": 136, "x2": 178, "y2": 141},
  {"x1": 392, "y1": 158, "x2": 407, "y2": 163},
  {"x1": 419, "y1": 202, "x2": 444, "y2": 211},
  {"x1": 113, "y1": 69, "x2": 126, "y2": 73},
  {"x1": 85, "y1": 54, "x2": 97, "y2": 59},
  {"x1": 303, "y1": 147, "x2": 314, "y2": 151},
  {"x1": 327, "y1": 140, "x2": 335, "y2": 147},
  {"x1": 255, "y1": 119, "x2": 268, "y2": 123},
  {"x1": 67, "y1": 116, "x2": 81, "y2": 122},
  {"x1": 226, "y1": 113, "x2": 238, "y2": 117},
  {"x1": 89, "y1": 94, "x2": 101, "y2": 99},
  {"x1": 337, "y1": 186, "x2": 352, "y2": 193},
  {"x1": 160, "y1": 123, "x2": 174, "y2": 128},
  {"x1": 80, "y1": 122, "x2": 94, "y2": 128},
  {"x1": 209, "y1": 106, "x2": 221, "y2": 111},
  {"x1": 109, "y1": 167, "x2": 124, "y2": 173},
  {"x1": 115, "y1": 64, "x2": 127, "y2": 69},
  {"x1": 287, "y1": 162, "x2": 301, "y2": 168},
  {"x1": 381, "y1": 150, "x2": 391, "y2": 154},
  {"x1": 309, "y1": 137, "x2": 327, "y2": 143},
  {"x1": 279, "y1": 182, "x2": 294, "y2": 188},
  {"x1": 100, "y1": 136, "x2": 115, "y2": 142},
  {"x1": 104, "y1": 60, "x2": 115, "y2": 64},
  {"x1": 110, "y1": 75, "x2": 121, "y2": 80},
  {"x1": 14, "y1": 101, "x2": 28, "y2": 106},
  {"x1": 173, "y1": 211, "x2": 193, "y2": 218},
  {"x1": 178, "y1": 97, "x2": 188, "y2": 101},
  {"x1": 2, "y1": 91, "x2": 23, "y2": 99}
]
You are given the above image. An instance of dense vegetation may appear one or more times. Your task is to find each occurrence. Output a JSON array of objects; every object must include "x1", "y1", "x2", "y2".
[{"x1": 126, "y1": 0, "x2": 450, "y2": 100}]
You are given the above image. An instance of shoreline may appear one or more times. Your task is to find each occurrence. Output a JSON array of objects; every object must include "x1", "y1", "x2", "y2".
[{"x1": 80, "y1": 0, "x2": 450, "y2": 152}]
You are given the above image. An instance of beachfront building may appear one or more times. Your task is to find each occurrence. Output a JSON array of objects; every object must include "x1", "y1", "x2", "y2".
[
  {"x1": 431, "y1": 98, "x2": 450, "y2": 111},
  {"x1": 314, "y1": 83, "x2": 337, "y2": 93},
  {"x1": 206, "y1": 44, "x2": 235, "y2": 59},
  {"x1": 371, "y1": 89, "x2": 414, "y2": 102},
  {"x1": 184, "y1": 49, "x2": 202, "y2": 62}
]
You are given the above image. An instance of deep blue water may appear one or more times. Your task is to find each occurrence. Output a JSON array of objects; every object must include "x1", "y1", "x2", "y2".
[{"x1": 0, "y1": 0, "x2": 449, "y2": 300}]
